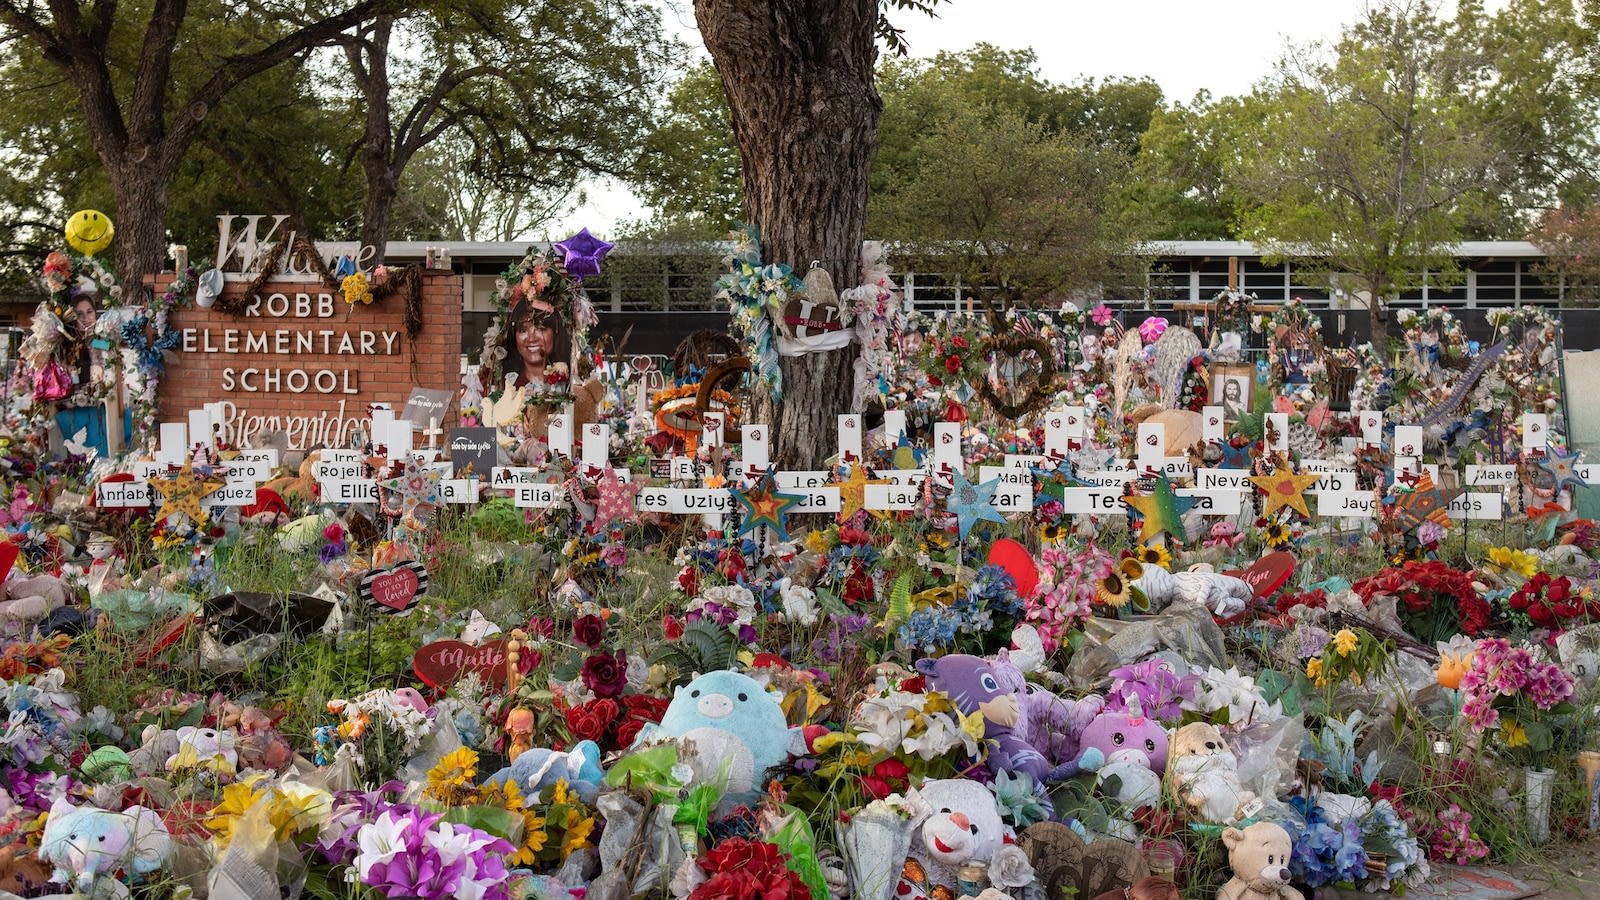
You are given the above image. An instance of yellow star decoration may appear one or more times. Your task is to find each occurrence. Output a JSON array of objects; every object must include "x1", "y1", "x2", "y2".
[
  {"x1": 1250, "y1": 461, "x2": 1322, "y2": 518},
  {"x1": 150, "y1": 467, "x2": 226, "y2": 525},
  {"x1": 835, "y1": 464, "x2": 886, "y2": 520}
]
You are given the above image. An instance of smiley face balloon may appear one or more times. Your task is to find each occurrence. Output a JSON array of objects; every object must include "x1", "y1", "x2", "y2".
[{"x1": 64, "y1": 210, "x2": 115, "y2": 256}]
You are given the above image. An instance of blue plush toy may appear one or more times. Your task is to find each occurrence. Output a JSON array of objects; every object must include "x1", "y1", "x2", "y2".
[
  {"x1": 634, "y1": 670, "x2": 801, "y2": 799},
  {"x1": 483, "y1": 740, "x2": 605, "y2": 804},
  {"x1": 39, "y1": 798, "x2": 171, "y2": 897}
]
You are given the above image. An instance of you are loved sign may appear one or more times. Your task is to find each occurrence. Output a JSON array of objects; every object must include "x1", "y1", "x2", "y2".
[{"x1": 358, "y1": 561, "x2": 429, "y2": 614}]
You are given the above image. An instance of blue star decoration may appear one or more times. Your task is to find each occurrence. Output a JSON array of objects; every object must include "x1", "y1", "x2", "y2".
[
  {"x1": 553, "y1": 228, "x2": 613, "y2": 279},
  {"x1": 729, "y1": 467, "x2": 803, "y2": 541},
  {"x1": 1539, "y1": 445, "x2": 1588, "y2": 494},
  {"x1": 946, "y1": 470, "x2": 1006, "y2": 539},
  {"x1": 1214, "y1": 438, "x2": 1256, "y2": 470}
]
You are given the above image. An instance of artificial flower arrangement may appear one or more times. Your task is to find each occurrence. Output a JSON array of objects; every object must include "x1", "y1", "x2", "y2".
[{"x1": 1457, "y1": 638, "x2": 1578, "y2": 770}]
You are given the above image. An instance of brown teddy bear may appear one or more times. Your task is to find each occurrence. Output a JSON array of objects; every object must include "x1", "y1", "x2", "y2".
[
  {"x1": 1219, "y1": 822, "x2": 1303, "y2": 900},
  {"x1": 1167, "y1": 721, "x2": 1256, "y2": 825}
]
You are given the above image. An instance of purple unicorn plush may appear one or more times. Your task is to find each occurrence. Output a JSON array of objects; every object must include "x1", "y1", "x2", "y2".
[{"x1": 916, "y1": 653, "x2": 1092, "y2": 783}]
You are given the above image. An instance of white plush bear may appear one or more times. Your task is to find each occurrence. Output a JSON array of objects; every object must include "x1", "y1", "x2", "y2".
[
  {"x1": 1166, "y1": 721, "x2": 1255, "y2": 825},
  {"x1": 906, "y1": 779, "x2": 1008, "y2": 891}
]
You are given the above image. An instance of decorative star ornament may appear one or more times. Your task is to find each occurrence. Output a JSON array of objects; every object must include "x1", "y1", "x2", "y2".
[
  {"x1": 380, "y1": 457, "x2": 443, "y2": 524},
  {"x1": 730, "y1": 467, "x2": 803, "y2": 541},
  {"x1": 553, "y1": 227, "x2": 614, "y2": 279},
  {"x1": 946, "y1": 470, "x2": 1006, "y2": 539},
  {"x1": 151, "y1": 467, "x2": 225, "y2": 525},
  {"x1": 1389, "y1": 470, "x2": 1452, "y2": 532},
  {"x1": 835, "y1": 463, "x2": 885, "y2": 521},
  {"x1": 1250, "y1": 460, "x2": 1322, "y2": 518},
  {"x1": 890, "y1": 433, "x2": 925, "y2": 471},
  {"x1": 1538, "y1": 445, "x2": 1587, "y2": 493},
  {"x1": 591, "y1": 467, "x2": 642, "y2": 532},
  {"x1": 1215, "y1": 438, "x2": 1256, "y2": 470},
  {"x1": 1124, "y1": 472, "x2": 1196, "y2": 543}
]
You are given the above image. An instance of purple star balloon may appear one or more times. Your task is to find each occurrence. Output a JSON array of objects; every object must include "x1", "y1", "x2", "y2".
[{"x1": 554, "y1": 228, "x2": 614, "y2": 279}]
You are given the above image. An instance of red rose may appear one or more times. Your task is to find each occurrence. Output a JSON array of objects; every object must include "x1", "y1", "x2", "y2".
[
  {"x1": 1510, "y1": 590, "x2": 1530, "y2": 611},
  {"x1": 952, "y1": 336, "x2": 969, "y2": 350},
  {"x1": 945, "y1": 354, "x2": 961, "y2": 374},
  {"x1": 564, "y1": 698, "x2": 617, "y2": 743},
  {"x1": 861, "y1": 776, "x2": 892, "y2": 800},
  {"x1": 623, "y1": 694, "x2": 670, "y2": 721},
  {"x1": 581, "y1": 650, "x2": 628, "y2": 698},
  {"x1": 873, "y1": 757, "x2": 910, "y2": 781},
  {"x1": 677, "y1": 567, "x2": 699, "y2": 595},
  {"x1": 1547, "y1": 578, "x2": 1570, "y2": 603},
  {"x1": 616, "y1": 716, "x2": 646, "y2": 749},
  {"x1": 573, "y1": 614, "x2": 607, "y2": 648},
  {"x1": 691, "y1": 871, "x2": 764, "y2": 900}
]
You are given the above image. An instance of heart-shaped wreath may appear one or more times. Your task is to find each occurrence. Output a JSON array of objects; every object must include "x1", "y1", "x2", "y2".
[{"x1": 978, "y1": 333, "x2": 1057, "y2": 418}]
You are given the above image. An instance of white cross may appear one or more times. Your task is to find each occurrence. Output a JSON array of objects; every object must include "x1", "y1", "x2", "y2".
[{"x1": 424, "y1": 417, "x2": 443, "y2": 450}]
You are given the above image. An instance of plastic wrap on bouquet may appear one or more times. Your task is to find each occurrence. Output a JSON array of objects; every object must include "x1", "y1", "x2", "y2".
[
  {"x1": 1065, "y1": 601, "x2": 1228, "y2": 687},
  {"x1": 837, "y1": 800, "x2": 919, "y2": 900}
]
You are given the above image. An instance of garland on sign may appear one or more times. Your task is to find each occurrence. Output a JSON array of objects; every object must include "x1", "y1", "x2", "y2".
[
  {"x1": 228, "y1": 230, "x2": 337, "y2": 315},
  {"x1": 714, "y1": 224, "x2": 795, "y2": 400},
  {"x1": 120, "y1": 312, "x2": 183, "y2": 443}
]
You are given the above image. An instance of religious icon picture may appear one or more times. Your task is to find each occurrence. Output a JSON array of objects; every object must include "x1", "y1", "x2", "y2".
[{"x1": 1209, "y1": 363, "x2": 1253, "y2": 424}]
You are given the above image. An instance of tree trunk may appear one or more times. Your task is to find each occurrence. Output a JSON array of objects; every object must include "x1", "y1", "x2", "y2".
[
  {"x1": 694, "y1": 0, "x2": 881, "y2": 470},
  {"x1": 106, "y1": 159, "x2": 179, "y2": 300},
  {"x1": 350, "y1": 16, "x2": 397, "y2": 263},
  {"x1": 361, "y1": 171, "x2": 398, "y2": 264}
]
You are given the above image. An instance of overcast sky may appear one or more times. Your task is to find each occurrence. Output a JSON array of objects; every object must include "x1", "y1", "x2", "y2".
[{"x1": 552, "y1": 0, "x2": 1492, "y2": 236}]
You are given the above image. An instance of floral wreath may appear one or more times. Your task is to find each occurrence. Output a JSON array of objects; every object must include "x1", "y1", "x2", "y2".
[
  {"x1": 1262, "y1": 296, "x2": 1329, "y2": 395},
  {"x1": 713, "y1": 224, "x2": 797, "y2": 400},
  {"x1": 1209, "y1": 288, "x2": 1256, "y2": 344},
  {"x1": 478, "y1": 248, "x2": 595, "y2": 412}
]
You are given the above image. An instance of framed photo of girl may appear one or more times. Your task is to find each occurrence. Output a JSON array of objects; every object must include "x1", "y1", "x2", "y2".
[{"x1": 1209, "y1": 362, "x2": 1253, "y2": 424}]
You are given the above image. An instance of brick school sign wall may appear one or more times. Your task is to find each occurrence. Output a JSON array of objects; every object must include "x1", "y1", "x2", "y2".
[{"x1": 152, "y1": 274, "x2": 463, "y2": 450}]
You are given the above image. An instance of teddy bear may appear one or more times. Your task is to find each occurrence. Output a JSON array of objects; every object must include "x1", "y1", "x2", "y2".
[
  {"x1": 1219, "y1": 822, "x2": 1303, "y2": 900},
  {"x1": 633, "y1": 669, "x2": 802, "y2": 803},
  {"x1": 1075, "y1": 704, "x2": 1169, "y2": 840},
  {"x1": 915, "y1": 654, "x2": 1086, "y2": 783},
  {"x1": 39, "y1": 798, "x2": 171, "y2": 898},
  {"x1": 901, "y1": 778, "x2": 1008, "y2": 893},
  {"x1": 1167, "y1": 721, "x2": 1257, "y2": 825}
]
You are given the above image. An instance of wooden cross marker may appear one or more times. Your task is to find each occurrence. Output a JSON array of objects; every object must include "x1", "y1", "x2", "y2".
[{"x1": 424, "y1": 417, "x2": 443, "y2": 450}]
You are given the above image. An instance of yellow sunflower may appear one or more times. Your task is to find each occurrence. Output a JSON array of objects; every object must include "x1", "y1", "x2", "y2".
[
  {"x1": 424, "y1": 748, "x2": 479, "y2": 804},
  {"x1": 1096, "y1": 570, "x2": 1132, "y2": 608},
  {"x1": 1039, "y1": 522, "x2": 1067, "y2": 544},
  {"x1": 560, "y1": 815, "x2": 597, "y2": 860},
  {"x1": 1263, "y1": 521, "x2": 1292, "y2": 548},
  {"x1": 511, "y1": 811, "x2": 548, "y2": 865},
  {"x1": 1136, "y1": 544, "x2": 1172, "y2": 569}
]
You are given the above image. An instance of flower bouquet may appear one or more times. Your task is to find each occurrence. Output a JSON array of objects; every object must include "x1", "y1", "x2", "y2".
[
  {"x1": 1353, "y1": 561, "x2": 1488, "y2": 643},
  {"x1": 1458, "y1": 639, "x2": 1578, "y2": 769}
]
